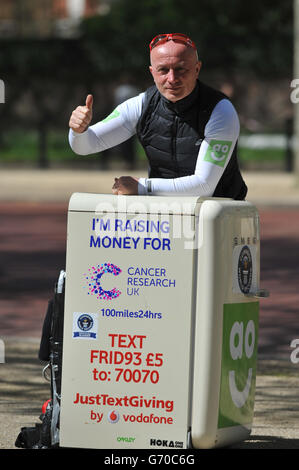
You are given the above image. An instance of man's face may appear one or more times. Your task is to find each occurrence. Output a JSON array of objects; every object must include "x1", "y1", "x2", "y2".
[{"x1": 149, "y1": 41, "x2": 201, "y2": 102}]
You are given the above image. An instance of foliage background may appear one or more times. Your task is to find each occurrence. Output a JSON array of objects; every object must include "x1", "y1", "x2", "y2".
[{"x1": 0, "y1": 0, "x2": 294, "y2": 167}]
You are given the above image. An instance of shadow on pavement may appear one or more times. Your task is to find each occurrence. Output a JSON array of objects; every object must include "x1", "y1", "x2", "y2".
[
  {"x1": 1, "y1": 204, "x2": 299, "y2": 449},
  {"x1": 1, "y1": 340, "x2": 49, "y2": 416},
  {"x1": 232, "y1": 434, "x2": 299, "y2": 449},
  {"x1": 2, "y1": 339, "x2": 299, "y2": 450}
]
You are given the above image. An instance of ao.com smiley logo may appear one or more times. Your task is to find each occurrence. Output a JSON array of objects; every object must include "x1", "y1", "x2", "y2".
[
  {"x1": 229, "y1": 319, "x2": 255, "y2": 408},
  {"x1": 84, "y1": 263, "x2": 122, "y2": 300},
  {"x1": 204, "y1": 140, "x2": 232, "y2": 168},
  {"x1": 218, "y1": 303, "x2": 258, "y2": 428}
]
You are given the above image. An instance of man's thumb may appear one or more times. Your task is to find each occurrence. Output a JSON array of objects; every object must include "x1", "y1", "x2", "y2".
[{"x1": 86, "y1": 94, "x2": 93, "y2": 110}]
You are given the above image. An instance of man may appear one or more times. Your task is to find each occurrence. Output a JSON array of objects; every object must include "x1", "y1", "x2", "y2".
[{"x1": 69, "y1": 33, "x2": 247, "y2": 199}]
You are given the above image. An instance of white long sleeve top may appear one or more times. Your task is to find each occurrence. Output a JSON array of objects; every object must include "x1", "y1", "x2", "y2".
[{"x1": 69, "y1": 91, "x2": 240, "y2": 196}]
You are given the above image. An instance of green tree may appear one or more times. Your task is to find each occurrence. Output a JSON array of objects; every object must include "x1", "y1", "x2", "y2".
[
  {"x1": 0, "y1": 39, "x2": 94, "y2": 167},
  {"x1": 81, "y1": 0, "x2": 293, "y2": 78}
]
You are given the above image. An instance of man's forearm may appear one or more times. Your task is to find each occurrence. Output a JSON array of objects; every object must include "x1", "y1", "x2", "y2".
[{"x1": 68, "y1": 127, "x2": 108, "y2": 155}]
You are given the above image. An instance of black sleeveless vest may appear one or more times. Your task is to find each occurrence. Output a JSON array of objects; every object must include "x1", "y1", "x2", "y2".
[{"x1": 136, "y1": 80, "x2": 247, "y2": 200}]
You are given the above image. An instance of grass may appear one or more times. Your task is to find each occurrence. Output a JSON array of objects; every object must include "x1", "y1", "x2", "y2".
[
  {"x1": 0, "y1": 129, "x2": 76, "y2": 162},
  {"x1": 0, "y1": 129, "x2": 286, "y2": 167},
  {"x1": 238, "y1": 147, "x2": 284, "y2": 163}
]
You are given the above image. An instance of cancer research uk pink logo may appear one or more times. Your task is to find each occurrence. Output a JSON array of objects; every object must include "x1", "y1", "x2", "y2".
[{"x1": 84, "y1": 263, "x2": 122, "y2": 300}]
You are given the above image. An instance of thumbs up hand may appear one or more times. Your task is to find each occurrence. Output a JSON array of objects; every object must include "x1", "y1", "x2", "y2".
[{"x1": 69, "y1": 94, "x2": 93, "y2": 133}]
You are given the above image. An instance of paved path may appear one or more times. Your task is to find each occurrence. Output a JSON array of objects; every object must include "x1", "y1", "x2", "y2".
[
  {"x1": 0, "y1": 169, "x2": 299, "y2": 449},
  {"x1": 0, "y1": 168, "x2": 299, "y2": 206}
]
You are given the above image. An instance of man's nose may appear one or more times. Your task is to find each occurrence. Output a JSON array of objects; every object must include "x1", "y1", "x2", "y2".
[{"x1": 167, "y1": 69, "x2": 178, "y2": 83}]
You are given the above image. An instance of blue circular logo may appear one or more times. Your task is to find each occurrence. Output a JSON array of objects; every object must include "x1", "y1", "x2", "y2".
[
  {"x1": 238, "y1": 246, "x2": 253, "y2": 294},
  {"x1": 77, "y1": 314, "x2": 93, "y2": 332}
]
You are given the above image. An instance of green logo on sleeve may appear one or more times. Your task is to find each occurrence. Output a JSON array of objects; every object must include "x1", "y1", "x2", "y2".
[
  {"x1": 101, "y1": 109, "x2": 120, "y2": 123},
  {"x1": 204, "y1": 140, "x2": 232, "y2": 167}
]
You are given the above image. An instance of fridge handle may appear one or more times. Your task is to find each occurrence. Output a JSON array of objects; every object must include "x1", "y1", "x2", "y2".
[{"x1": 245, "y1": 289, "x2": 270, "y2": 298}]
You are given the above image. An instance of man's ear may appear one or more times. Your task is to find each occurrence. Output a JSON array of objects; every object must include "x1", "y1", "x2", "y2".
[
  {"x1": 149, "y1": 65, "x2": 153, "y2": 76},
  {"x1": 196, "y1": 61, "x2": 202, "y2": 77}
]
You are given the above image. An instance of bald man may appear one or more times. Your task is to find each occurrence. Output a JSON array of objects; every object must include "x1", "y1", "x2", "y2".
[{"x1": 69, "y1": 33, "x2": 247, "y2": 199}]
